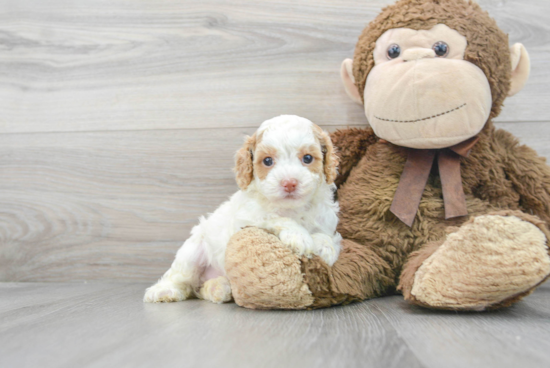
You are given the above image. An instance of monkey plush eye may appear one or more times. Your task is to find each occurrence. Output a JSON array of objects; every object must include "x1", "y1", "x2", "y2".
[
  {"x1": 263, "y1": 157, "x2": 273, "y2": 167},
  {"x1": 432, "y1": 41, "x2": 449, "y2": 57},
  {"x1": 387, "y1": 44, "x2": 401, "y2": 59},
  {"x1": 302, "y1": 154, "x2": 313, "y2": 164}
]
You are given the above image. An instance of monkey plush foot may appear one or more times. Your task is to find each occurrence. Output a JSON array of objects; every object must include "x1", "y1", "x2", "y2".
[
  {"x1": 225, "y1": 227, "x2": 315, "y2": 309},
  {"x1": 406, "y1": 212, "x2": 550, "y2": 311}
]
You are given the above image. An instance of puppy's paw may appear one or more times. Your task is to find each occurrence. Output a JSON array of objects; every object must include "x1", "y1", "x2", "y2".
[
  {"x1": 311, "y1": 233, "x2": 341, "y2": 266},
  {"x1": 199, "y1": 276, "x2": 232, "y2": 304},
  {"x1": 279, "y1": 228, "x2": 314, "y2": 257},
  {"x1": 143, "y1": 282, "x2": 192, "y2": 303}
]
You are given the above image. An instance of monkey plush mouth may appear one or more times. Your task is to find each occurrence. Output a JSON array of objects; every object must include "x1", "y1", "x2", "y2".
[{"x1": 374, "y1": 103, "x2": 467, "y2": 123}]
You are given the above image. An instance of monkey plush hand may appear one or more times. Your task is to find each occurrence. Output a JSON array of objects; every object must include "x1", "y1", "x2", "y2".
[{"x1": 224, "y1": 0, "x2": 550, "y2": 310}]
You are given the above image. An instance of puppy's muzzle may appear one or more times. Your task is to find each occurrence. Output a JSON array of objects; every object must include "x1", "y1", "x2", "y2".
[{"x1": 281, "y1": 179, "x2": 298, "y2": 193}]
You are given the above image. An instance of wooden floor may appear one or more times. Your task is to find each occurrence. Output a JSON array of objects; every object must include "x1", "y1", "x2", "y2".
[{"x1": 1, "y1": 282, "x2": 550, "y2": 368}]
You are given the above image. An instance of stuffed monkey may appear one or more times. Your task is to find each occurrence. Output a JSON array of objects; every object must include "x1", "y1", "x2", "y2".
[{"x1": 225, "y1": 0, "x2": 550, "y2": 310}]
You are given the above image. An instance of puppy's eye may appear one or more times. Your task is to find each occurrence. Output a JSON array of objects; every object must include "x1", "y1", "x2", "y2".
[
  {"x1": 263, "y1": 157, "x2": 273, "y2": 167},
  {"x1": 302, "y1": 154, "x2": 313, "y2": 164},
  {"x1": 387, "y1": 44, "x2": 401, "y2": 59},
  {"x1": 432, "y1": 41, "x2": 449, "y2": 57}
]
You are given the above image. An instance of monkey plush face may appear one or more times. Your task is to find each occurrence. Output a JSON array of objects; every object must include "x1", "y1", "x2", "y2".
[
  {"x1": 364, "y1": 24, "x2": 492, "y2": 148},
  {"x1": 341, "y1": 0, "x2": 531, "y2": 149}
]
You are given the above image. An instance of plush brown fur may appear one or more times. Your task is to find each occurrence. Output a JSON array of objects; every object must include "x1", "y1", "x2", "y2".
[
  {"x1": 224, "y1": 0, "x2": 550, "y2": 311},
  {"x1": 302, "y1": 238, "x2": 395, "y2": 308},
  {"x1": 330, "y1": 128, "x2": 378, "y2": 189}
]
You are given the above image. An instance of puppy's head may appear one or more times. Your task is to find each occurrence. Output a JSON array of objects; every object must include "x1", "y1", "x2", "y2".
[{"x1": 234, "y1": 115, "x2": 338, "y2": 207}]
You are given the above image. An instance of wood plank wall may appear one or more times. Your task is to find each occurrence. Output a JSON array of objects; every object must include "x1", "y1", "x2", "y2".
[{"x1": 1, "y1": 0, "x2": 549, "y2": 282}]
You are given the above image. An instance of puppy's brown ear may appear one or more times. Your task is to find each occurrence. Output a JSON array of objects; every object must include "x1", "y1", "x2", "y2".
[
  {"x1": 234, "y1": 133, "x2": 257, "y2": 190},
  {"x1": 314, "y1": 126, "x2": 339, "y2": 184}
]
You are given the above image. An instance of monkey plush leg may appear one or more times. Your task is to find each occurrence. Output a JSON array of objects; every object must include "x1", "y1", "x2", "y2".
[
  {"x1": 225, "y1": 227, "x2": 315, "y2": 309},
  {"x1": 399, "y1": 211, "x2": 550, "y2": 311},
  {"x1": 225, "y1": 227, "x2": 394, "y2": 309},
  {"x1": 301, "y1": 238, "x2": 395, "y2": 308}
]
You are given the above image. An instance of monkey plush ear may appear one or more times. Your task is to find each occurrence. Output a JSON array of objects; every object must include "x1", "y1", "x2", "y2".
[
  {"x1": 509, "y1": 43, "x2": 530, "y2": 96},
  {"x1": 234, "y1": 134, "x2": 256, "y2": 190},
  {"x1": 340, "y1": 59, "x2": 363, "y2": 105}
]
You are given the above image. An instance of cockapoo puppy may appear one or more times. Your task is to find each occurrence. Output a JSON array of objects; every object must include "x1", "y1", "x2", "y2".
[{"x1": 144, "y1": 115, "x2": 342, "y2": 304}]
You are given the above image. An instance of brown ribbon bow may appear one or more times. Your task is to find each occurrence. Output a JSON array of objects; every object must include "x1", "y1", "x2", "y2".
[{"x1": 390, "y1": 136, "x2": 479, "y2": 227}]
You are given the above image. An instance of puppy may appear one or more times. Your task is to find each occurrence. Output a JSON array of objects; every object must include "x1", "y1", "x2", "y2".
[{"x1": 144, "y1": 115, "x2": 342, "y2": 304}]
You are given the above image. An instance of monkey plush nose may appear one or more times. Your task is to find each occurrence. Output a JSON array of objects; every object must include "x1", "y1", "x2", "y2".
[
  {"x1": 281, "y1": 179, "x2": 298, "y2": 193},
  {"x1": 402, "y1": 48, "x2": 436, "y2": 61}
]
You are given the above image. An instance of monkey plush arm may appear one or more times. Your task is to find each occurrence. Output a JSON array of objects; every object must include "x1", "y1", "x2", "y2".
[
  {"x1": 330, "y1": 127, "x2": 377, "y2": 188},
  {"x1": 496, "y1": 129, "x2": 550, "y2": 224}
]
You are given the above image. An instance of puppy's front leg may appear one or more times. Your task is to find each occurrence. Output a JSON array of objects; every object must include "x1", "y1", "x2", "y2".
[
  {"x1": 260, "y1": 217, "x2": 315, "y2": 258},
  {"x1": 311, "y1": 233, "x2": 342, "y2": 266}
]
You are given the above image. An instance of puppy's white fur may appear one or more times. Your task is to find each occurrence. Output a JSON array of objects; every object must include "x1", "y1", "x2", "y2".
[{"x1": 144, "y1": 115, "x2": 342, "y2": 304}]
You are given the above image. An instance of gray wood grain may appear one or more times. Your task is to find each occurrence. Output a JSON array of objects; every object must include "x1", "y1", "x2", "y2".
[
  {"x1": 0, "y1": 282, "x2": 549, "y2": 368},
  {"x1": 0, "y1": 0, "x2": 549, "y2": 135}
]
